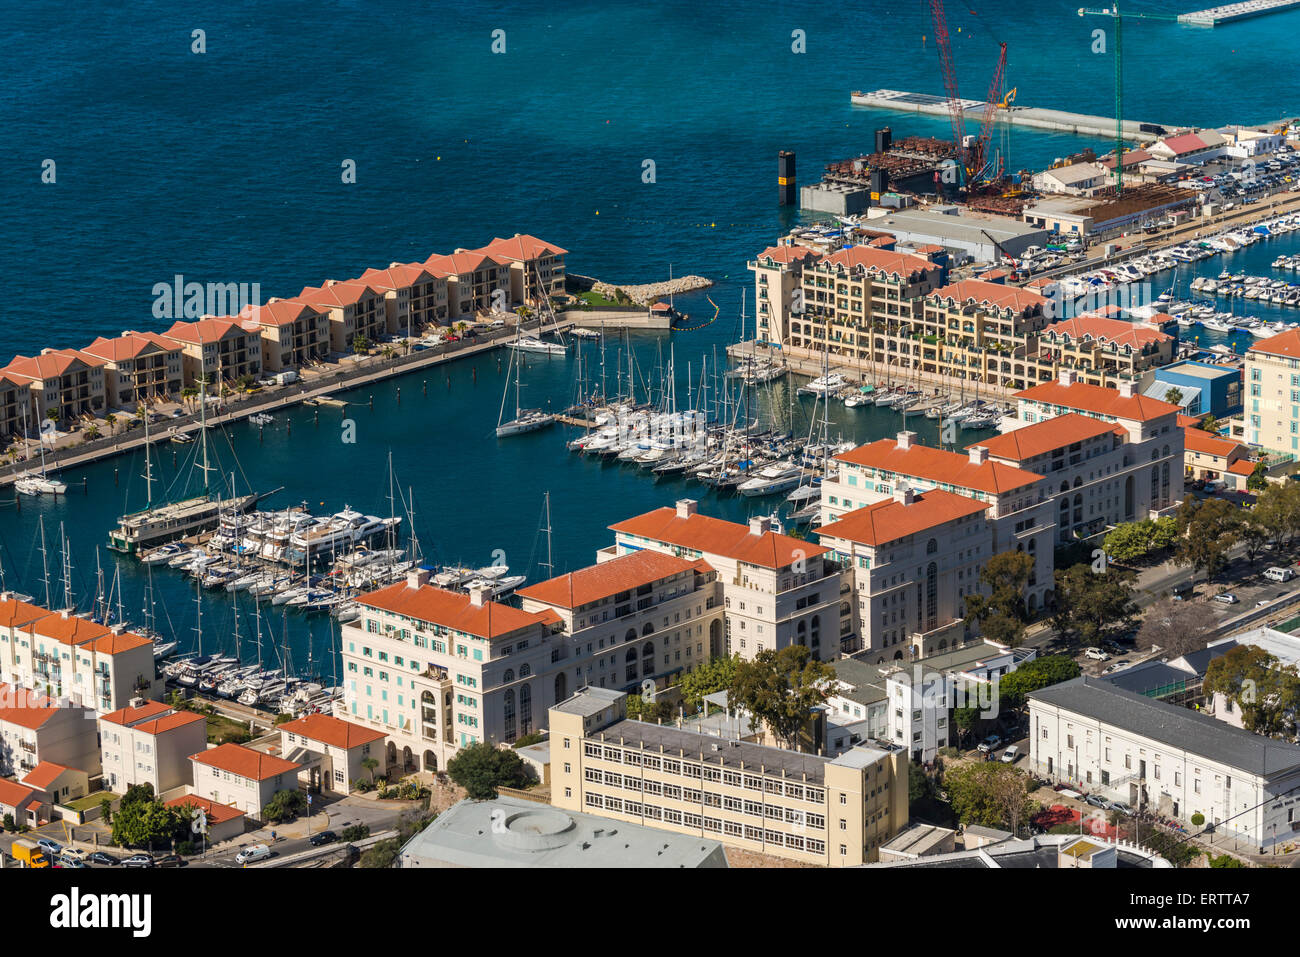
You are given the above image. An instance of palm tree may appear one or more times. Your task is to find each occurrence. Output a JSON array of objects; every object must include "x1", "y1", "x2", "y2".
[
  {"x1": 104, "y1": 413, "x2": 117, "y2": 436},
  {"x1": 360, "y1": 757, "x2": 379, "y2": 785}
]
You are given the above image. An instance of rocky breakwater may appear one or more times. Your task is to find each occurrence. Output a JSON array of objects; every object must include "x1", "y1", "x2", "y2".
[{"x1": 591, "y1": 275, "x2": 713, "y2": 306}]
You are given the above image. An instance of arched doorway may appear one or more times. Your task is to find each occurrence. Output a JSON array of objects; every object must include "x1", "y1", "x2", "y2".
[
  {"x1": 386, "y1": 741, "x2": 397, "y2": 765},
  {"x1": 554, "y1": 672, "x2": 567, "y2": 704},
  {"x1": 402, "y1": 745, "x2": 414, "y2": 773},
  {"x1": 423, "y1": 750, "x2": 438, "y2": 772}
]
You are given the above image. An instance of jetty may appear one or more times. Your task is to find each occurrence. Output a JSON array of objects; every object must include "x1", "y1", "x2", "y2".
[
  {"x1": 1178, "y1": 0, "x2": 1300, "y2": 25},
  {"x1": 850, "y1": 89, "x2": 1182, "y2": 142}
]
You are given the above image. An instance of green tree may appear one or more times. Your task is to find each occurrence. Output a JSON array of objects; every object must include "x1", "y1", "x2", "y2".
[
  {"x1": 728, "y1": 645, "x2": 837, "y2": 750},
  {"x1": 99, "y1": 797, "x2": 113, "y2": 825},
  {"x1": 352, "y1": 334, "x2": 371, "y2": 355},
  {"x1": 1247, "y1": 462, "x2": 1268, "y2": 492},
  {"x1": 104, "y1": 412, "x2": 117, "y2": 435},
  {"x1": 1199, "y1": 414, "x2": 1220, "y2": 433},
  {"x1": 45, "y1": 406, "x2": 61, "y2": 426},
  {"x1": 953, "y1": 707, "x2": 981, "y2": 749},
  {"x1": 512, "y1": 733, "x2": 544, "y2": 749},
  {"x1": 1050, "y1": 564, "x2": 1137, "y2": 644},
  {"x1": 678, "y1": 654, "x2": 740, "y2": 710},
  {"x1": 358, "y1": 837, "x2": 400, "y2": 868},
  {"x1": 997, "y1": 655, "x2": 1082, "y2": 712},
  {"x1": 1206, "y1": 853, "x2": 1244, "y2": 868},
  {"x1": 1163, "y1": 386, "x2": 1183, "y2": 407},
  {"x1": 446, "y1": 742, "x2": 531, "y2": 800},
  {"x1": 941, "y1": 762, "x2": 1037, "y2": 835},
  {"x1": 111, "y1": 792, "x2": 185, "y2": 849},
  {"x1": 1102, "y1": 517, "x2": 1179, "y2": 564},
  {"x1": 261, "y1": 789, "x2": 308, "y2": 824},
  {"x1": 964, "y1": 550, "x2": 1035, "y2": 646},
  {"x1": 1175, "y1": 497, "x2": 1242, "y2": 581},
  {"x1": 1203, "y1": 644, "x2": 1300, "y2": 737},
  {"x1": 625, "y1": 694, "x2": 675, "y2": 722},
  {"x1": 1252, "y1": 482, "x2": 1300, "y2": 546}
]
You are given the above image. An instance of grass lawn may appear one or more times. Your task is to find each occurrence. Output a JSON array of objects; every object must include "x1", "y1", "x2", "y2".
[
  {"x1": 65, "y1": 791, "x2": 118, "y2": 813},
  {"x1": 578, "y1": 290, "x2": 628, "y2": 309}
]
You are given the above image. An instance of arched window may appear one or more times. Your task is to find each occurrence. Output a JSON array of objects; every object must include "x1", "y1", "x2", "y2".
[
  {"x1": 927, "y1": 538, "x2": 938, "y2": 555},
  {"x1": 520, "y1": 685, "x2": 532, "y2": 734},
  {"x1": 1151, "y1": 448, "x2": 1159, "y2": 461},
  {"x1": 625, "y1": 629, "x2": 637, "y2": 643},
  {"x1": 554, "y1": 673, "x2": 567, "y2": 704},
  {"x1": 641, "y1": 622, "x2": 654, "y2": 636},
  {"x1": 502, "y1": 669, "x2": 515, "y2": 683},
  {"x1": 503, "y1": 689, "x2": 516, "y2": 743},
  {"x1": 520, "y1": 663, "x2": 531, "y2": 678}
]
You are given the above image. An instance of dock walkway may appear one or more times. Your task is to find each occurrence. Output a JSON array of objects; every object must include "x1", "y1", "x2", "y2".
[{"x1": 1178, "y1": 0, "x2": 1300, "y2": 25}]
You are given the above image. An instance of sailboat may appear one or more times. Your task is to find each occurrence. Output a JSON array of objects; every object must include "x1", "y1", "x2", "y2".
[
  {"x1": 14, "y1": 403, "x2": 67, "y2": 496},
  {"x1": 496, "y1": 327, "x2": 556, "y2": 437},
  {"x1": 108, "y1": 367, "x2": 268, "y2": 554}
]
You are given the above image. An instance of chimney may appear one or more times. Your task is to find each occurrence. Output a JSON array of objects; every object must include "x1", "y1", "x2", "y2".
[
  {"x1": 61, "y1": 609, "x2": 70, "y2": 619},
  {"x1": 1118, "y1": 379, "x2": 1138, "y2": 399},
  {"x1": 675, "y1": 499, "x2": 699, "y2": 519},
  {"x1": 748, "y1": 515, "x2": 773, "y2": 536},
  {"x1": 893, "y1": 486, "x2": 916, "y2": 506},
  {"x1": 129, "y1": 696, "x2": 145, "y2": 710},
  {"x1": 969, "y1": 446, "x2": 990, "y2": 466},
  {"x1": 1058, "y1": 368, "x2": 1076, "y2": 387},
  {"x1": 468, "y1": 582, "x2": 491, "y2": 607},
  {"x1": 406, "y1": 568, "x2": 430, "y2": 590},
  {"x1": 896, "y1": 430, "x2": 916, "y2": 450}
]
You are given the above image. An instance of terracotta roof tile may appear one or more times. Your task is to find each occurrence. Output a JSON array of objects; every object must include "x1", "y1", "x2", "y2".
[
  {"x1": 190, "y1": 742, "x2": 301, "y2": 781},
  {"x1": 0, "y1": 779, "x2": 35, "y2": 810},
  {"x1": 1015, "y1": 380, "x2": 1180, "y2": 423},
  {"x1": 755, "y1": 245, "x2": 822, "y2": 266},
  {"x1": 608, "y1": 509, "x2": 827, "y2": 569},
  {"x1": 1041, "y1": 314, "x2": 1173, "y2": 350},
  {"x1": 818, "y1": 490, "x2": 987, "y2": 546},
  {"x1": 80, "y1": 332, "x2": 180, "y2": 362},
  {"x1": 278, "y1": 713, "x2": 387, "y2": 750},
  {"x1": 971, "y1": 413, "x2": 1123, "y2": 463},
  {"x1": 929, "y1": 278, "x2": 1049, "y2": 313},
  {"x1": 1248, "y1": 327, "x2": 1300, "y2": 360},
  {"x1": 163, "y1": 318, "x2": 258, "y2": 344},
  {"x1": 479, "y1": 234, "x2": 568, "y2": 261},
  {"x1": 21, "y1": 761, "x2": 72, "y2": 790},
  {"x1": 357, "y1": 581, "x2": 552, "y2": 640},
  {"x1": 1183, "y1": 426, "x2": 1245, "y2": 458},
  {"x1": 517, "y1": 550, "x2": 705, "y2": 610},
  {"x1": 166, "y1": 794, "x2": 245, "y2": 824},
  {"x1": 835, "y1": 439, "x2": 1042, "y2": 495},
  {"x1": 821, "y1": 245, "x2": 935, "y2": 278}
]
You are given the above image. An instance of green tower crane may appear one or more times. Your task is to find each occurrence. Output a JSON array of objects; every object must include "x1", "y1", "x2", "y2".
[{"x1": 1077, "y1": 4, "x2": 1180, "y2": 196}]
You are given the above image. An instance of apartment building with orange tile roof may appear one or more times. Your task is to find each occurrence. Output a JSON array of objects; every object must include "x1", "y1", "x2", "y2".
[
  {"x1": 166, "y1": 794, "x2": 246, "y2": 843},
  {"x1": 424, "y1": 249, "x2": 510, "y2": 319},
  {"x1": 747, "y1": 244, "x2": 823, "y2": 345},
  {"x1": 98, "y1": 699, "x2": 207, "y2": 793},
  {"x1": 606, "y1": 500, "x2": 853, "y2": 659},
  {"x1": 278, "y1": 713, "x2": 388, "y2": 794},
  {"x1": 356, "y1": 262, "x2": 451, "y2": 336},
  {"x1": 162, "y1": 316, "x2": 263, "y2": 384},
  {"x1": 817, "y1": 488, "x2": 994, "y2": 661},
  {"x1": 785, "y1": 241, "x2": 945, "y2": 359},
  {"x1": 1035, "y1": 313, "x2": 1176, "y2": 384},
  {"x1": 341, "y1": 569, "x2": 573, "y2": 775},
  {"x1": 1182, "y1": 425, "x2": 1253, "y2": 489},
  {"x1": 235, "y1": 299, "x2": 330, "y2": 372},
  {"x1": 189, "y1": 742, "x2": 302, "y2": 818},
  {"x1": 478, "y1": 233, "x2": 568, "y2": 306},
  {"x1": 79, "y1": 331, "x2": 185, "y2": 408},
  {"x1": 0, "y1": 370, "x2": 28, "y2": 442},
  {"x1": 517, "y1": 548, "x2": 725, "y2": 699},
  {"x1": 2, "y1": 348, "x2": 107, "y2": 426},
  {"x1": 821, "y1": 431, "x2": 1055, "y2": 621},
  {"x1": 0, "y1": 682, "x2": 99, "y2": 778},
  {"x1": 0, "y1": 600, "x2": 160, "y2": 713},
  {"x1": 1012, "y1": 370, "x2": 1184, "y2": 523},
  {"x1": 293, "y1": 279, "x2": 390, "y2": 354},
  {"x1": 20, "y1": 760, "x2": 90, "y2": 807}
]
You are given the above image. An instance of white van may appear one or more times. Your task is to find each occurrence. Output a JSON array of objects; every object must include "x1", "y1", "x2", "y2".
[
  {"x1": 1264, "y1": 567, "x2": 1295, "y2": 583},
  {"x1": 235, "y1": 843, "x2": 271, "y2": 865}
]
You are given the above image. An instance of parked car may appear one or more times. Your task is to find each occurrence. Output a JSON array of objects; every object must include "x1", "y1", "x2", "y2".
[
  {"x1": 1212, "y1": 593, "x2": 1239, "y2": 605},
  {"x1": 309, "y1": 830, "x2": 338, "y2": 847},
  {"x1": 976, "y1": 734, "x2": 1003, "y2": 754},
  {"x1": 88, "y1": 851, "x2": 120, "y2": 866},
  {"x1": 1085, "y1": 794, "x2": 1109, "y2": 808},
  {"x1": 1108, "y1": 801, "x2": 1134, "y2": 815},
  {"x1": 60, "y1": 847, "x2": 87, "y2": 863},
  {"x1": 56, "y1": 855, "x2": 86, "y2": 868},
  {"x1": 155, "y1": 854, "x2": 185, "y2": 868},
  {"x1": 121, "y1": 853, "x2": 154, "y2": 868},
  {"x1": 36, "y1": 838, "x2": 63, "y2": 857},
  {"x1": 1000, "y1": 746, "x2": 1021, "y2": 764},
  {"x1": 1084, "y1": 647, "x2": 1109, "y2": 661}
]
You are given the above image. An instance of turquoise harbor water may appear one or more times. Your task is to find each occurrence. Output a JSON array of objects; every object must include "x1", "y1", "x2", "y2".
[{"x1": 1, "y1": 1, "x2": 1299, "y2": 669}]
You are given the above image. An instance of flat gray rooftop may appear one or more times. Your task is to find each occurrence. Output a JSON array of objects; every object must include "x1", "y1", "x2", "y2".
[
  {"x1": 1030, "y1": 676, "x2": 1300, "y2": 778},
  {"x1": 397, "y1": 795, "x2": 728, "y2": 869},
  {"x1": 597, "y1": 718, "x2": 832, "y2": 783},
  {"x1": 553, "y1": 686, "x2": 624, "y2": 718}
]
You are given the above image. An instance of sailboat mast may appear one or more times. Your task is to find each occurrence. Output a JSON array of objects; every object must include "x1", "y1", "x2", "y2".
[
  {"x1": 39, "y1": 517, "x2": 50, "y2": 608},
  {"x1": 542, "y1": 491, "x2": 554, "y2": 579}
]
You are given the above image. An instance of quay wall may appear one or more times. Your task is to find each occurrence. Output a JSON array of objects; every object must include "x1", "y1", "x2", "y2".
[{"x1": 1179, "y1": 0, "x2": 1300, "y2": 25}]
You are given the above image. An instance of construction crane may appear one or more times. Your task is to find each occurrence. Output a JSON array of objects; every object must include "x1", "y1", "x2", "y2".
[
  {"x1": 926, "y1": 0, "x2": 1010, "y2": 187},
  {"x1": 1077, "y1": 4, "x2": 1180, "y2": 197}
]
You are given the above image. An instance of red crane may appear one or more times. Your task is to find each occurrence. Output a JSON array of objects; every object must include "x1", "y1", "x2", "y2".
[
  {"x1": 970, "y1": 40, "x2": 1007, "y2": 182},
  {"x1": 927, "y1": 0, "x2": 967, "y2": 164}
]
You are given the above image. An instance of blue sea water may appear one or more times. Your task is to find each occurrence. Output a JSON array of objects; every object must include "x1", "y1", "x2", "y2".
[{"x1": 1, "y1": 0, "x2": 1298, "y2": 670}]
